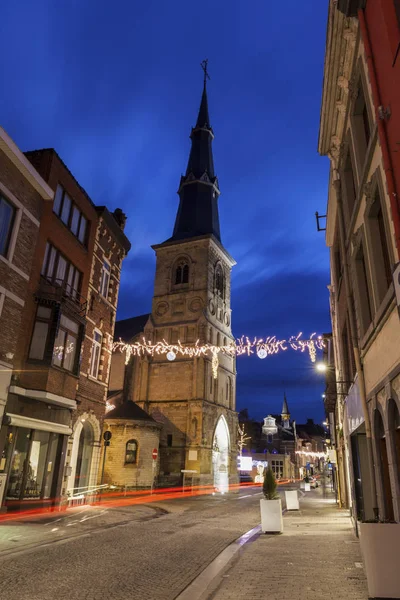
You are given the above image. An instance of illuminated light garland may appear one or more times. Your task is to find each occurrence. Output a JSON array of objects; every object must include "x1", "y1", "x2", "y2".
[
  {"x1": 295, "y1": 450, "x2": 327, "y2": 459},
  {"x1": 112, "y1": 333, "x2": 325, "y2": 380}
]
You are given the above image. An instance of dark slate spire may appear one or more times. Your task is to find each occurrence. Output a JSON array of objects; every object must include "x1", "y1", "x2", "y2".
[
  {"x1": 170, "y1": 61, "x2": 221, "y2": 242},
  {"x1": 282, "y1": 393, "x2": 290, "y2": 417}
]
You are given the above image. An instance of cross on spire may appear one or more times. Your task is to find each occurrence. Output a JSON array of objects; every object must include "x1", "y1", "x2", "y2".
[{"x1": 200, "y1": 59, "x2": 210, "y2": 86}]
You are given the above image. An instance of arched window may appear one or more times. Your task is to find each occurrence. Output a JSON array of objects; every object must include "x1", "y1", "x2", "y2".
[
  {"x1": 175, "y1": 260, "x2": 189, "y2": 285},
  {"x1": 125, "y1": 439, "x2": 138, "y2": 464},
  {"x1": 215, "y1": 264, "x2": 224, "y2": 298}
]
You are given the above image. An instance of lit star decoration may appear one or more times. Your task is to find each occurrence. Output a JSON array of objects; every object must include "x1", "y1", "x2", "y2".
[{"x1": 112, "y1": 333, "x2": 325, "y2": 379}]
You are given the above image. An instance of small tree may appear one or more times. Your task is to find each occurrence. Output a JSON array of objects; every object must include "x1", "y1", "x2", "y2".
[{"x1": 263, "y1": 467, "x2": 279, "y2": 500}]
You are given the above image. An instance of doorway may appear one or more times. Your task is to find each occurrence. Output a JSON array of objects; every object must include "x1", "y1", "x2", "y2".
[
  {"x1": 74, "y1": 421, "x2": 94, "y2": 491},
  {"x1": 212, "y1": 416, "x2": 230, "y2": 493}
]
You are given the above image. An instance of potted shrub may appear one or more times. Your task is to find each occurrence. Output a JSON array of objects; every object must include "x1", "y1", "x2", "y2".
[
  {"x1": 304, "y1": 475, "x2": 310, "y2": 492},
  {"x1": 260, "y1": 467, "x2": 283, "y2": 533},
  {"x1": 359, "y1": 519, "x2": 400, "y2": 599}
]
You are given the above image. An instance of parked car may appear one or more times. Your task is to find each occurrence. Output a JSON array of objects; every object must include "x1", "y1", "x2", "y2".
[{"x1": 239, "y1": 473, "x2": 254, "y2": 483}]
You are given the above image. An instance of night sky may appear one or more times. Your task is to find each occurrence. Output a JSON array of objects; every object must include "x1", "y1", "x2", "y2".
[{"x1": 2, "y1": 0, "x2": 331, "y2": 424}]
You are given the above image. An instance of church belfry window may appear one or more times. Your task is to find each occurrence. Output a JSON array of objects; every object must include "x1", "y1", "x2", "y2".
[
  {"x1": 215, "y1": 264, "x2": 224, "y2": 298},
  {"x1": 175, "y1": 260, "x2": 189, "y2": 285}
]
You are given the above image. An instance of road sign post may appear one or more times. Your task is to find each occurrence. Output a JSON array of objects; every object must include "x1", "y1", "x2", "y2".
[
  {"x1": 99, "y1": 431, "x2": 112, "y2": 501},
  {"x1": 151, "y1": 448, "x2": 158, "y2": 495}
]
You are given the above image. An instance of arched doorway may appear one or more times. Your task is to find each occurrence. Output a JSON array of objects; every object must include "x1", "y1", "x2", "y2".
[
  {"x1": 212, "y1": 416, "x2": 230, "y2": 493},
  {"x1": 74, "y1": 421, "x2": 94, "y2": 491},
  {"x1": 375, "y1": 409, "x2": 394, "y2": 521},
  {"x1": 388, "y1": 399, "x2": 400, "y2": 489}
]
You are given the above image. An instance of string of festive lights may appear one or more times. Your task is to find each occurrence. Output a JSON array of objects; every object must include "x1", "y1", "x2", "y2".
[
  {"x1": 295, "y1": 450, "x2": 327, "y2": 459},
  {"x1": 112, "y1": 333, "x2": 325, "y2": 379}
]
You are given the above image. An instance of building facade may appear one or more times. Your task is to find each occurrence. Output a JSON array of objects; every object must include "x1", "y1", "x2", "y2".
[
  {"x1": 110, "y1": 78, "x2": 238, "y2": 491},
  {"x1": 319, "y1": 0, "x2": 400, "y2": 523},
  {"x1": 0, "y1": 147, "x2": 130, "y2": 510},
  {"x1": 0, "y1": 128, "x2": 53, "y2": 507}
]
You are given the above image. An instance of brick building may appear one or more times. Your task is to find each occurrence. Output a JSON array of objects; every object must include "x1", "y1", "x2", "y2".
[
  {"x1": 0, "y1": 147, "x2": 130, "y2": 510},
  {"x1": 102, "y1": 401, "x2": 161, "y2": 489},
  {"x1": 0, "y1": 128, "x2": 53, "y2": 506}
]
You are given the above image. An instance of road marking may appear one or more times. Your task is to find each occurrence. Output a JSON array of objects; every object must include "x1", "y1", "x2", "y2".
[{"x1": 237, "y1": 494, "x2": 252, "y2": 500}]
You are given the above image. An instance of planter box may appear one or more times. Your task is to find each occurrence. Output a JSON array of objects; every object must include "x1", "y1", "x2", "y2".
[
  {"x1": 304, "y1": 483, "x2": 311, "y2": 492},
  {"x1": 285, "y1": 490, "x2": 299, "y2": 510},
  {"x1": 359, "y1": 522, "x2": 400, "y2": 599},
  {"x1": 260, "y1": 498, "x2": 283, "y2": 533}
]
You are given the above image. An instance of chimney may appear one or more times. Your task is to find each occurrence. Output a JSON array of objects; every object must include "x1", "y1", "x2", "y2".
[
  {"x1": 113, "y1": 208, "x2": 127, "y2": 231},
  {"x1": 307, "y1": 418, "x2": 314, "y2": 425}
]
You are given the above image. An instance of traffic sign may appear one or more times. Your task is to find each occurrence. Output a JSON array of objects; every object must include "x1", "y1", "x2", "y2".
[
  {"x1": 152, "y1": 448, "x2": 158, "y2": 460},
  {"x1": 104, "y1": 431, "x2": 112, "y2": 441}
]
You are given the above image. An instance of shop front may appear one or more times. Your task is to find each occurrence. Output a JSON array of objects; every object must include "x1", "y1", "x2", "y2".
[{"x1": 0, "y1": 390, "x2": 74, "y2": 512}]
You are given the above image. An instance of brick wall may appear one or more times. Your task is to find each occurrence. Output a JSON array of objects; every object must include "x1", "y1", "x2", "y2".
[{"x1": 102, "y1": 419, "x2": 160, "y2": 488}]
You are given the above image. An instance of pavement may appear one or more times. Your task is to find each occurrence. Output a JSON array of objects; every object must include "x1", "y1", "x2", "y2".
[{"x1": 201, "y1": 488, "x2": 368, "y2": 600}]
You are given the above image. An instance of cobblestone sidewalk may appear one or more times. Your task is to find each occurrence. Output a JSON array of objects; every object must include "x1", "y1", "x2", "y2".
[{"x1": 206, "y1": 490, "x2": 368, "y2": 600}]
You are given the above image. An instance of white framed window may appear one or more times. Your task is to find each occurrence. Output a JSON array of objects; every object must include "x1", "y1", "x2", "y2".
[
  {"x1": 89, "y1": 330, "x2": 102, "y2": 378},
  {"x1": 100, "y1": 260, "x2": 111, "y2": 298},
  {"x1": 0, "y1": 194, "x2": 16, "y2": 257}
]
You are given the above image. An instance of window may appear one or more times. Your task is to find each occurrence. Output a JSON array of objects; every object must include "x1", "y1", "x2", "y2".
[
  {"x1": 100, "y1": 260, "x2": 111, "y2": 298},
  {"x1": 41, "y1": 242, "x2": 82, "y2": 299},
  {"x1": 89, "y1": 330, "x2": 102, "y2": 378},
  {"x1": 267, "y1": 434, "x2": 273, "y2": 444},
  {"x1": 333, "y1": 246, "x2": 343, "y2": 286},
  {"x1": 215, "y1": 264, "x2": 224, "y2": 298},
  {"x1": 342, "y1": 150, "x2": 357, "y2": 220},
  {"x1": 0, "y1": 195, "x2": 16, "y2": 257},
  {"x1": 29, "y1": 305, "x2": 52, "y2": 360},
  {"x1": 125, "y1": 440, "x2": 138, "y2": 464},
  {"x1": 175, "y1": 260, "x2": 189, "y2": 285},
  {"x1": 352, "y1": 82, "x2": 372, "y2": 171},
  {"x1": 53, "y1": 314, "x2": 80, "y2": 372},
  {"x1": 167, "y1": 434, "x2": 173, "y2": 447},
  {"x1": 367, "y1": 189, "x2": 392, "y2": 304},
  {"x1": 354, "y1": 243, "x2": 373, "y2": 335},
  {"x1": 53, "y1": 184, "x2": 88, "y2": 245}
]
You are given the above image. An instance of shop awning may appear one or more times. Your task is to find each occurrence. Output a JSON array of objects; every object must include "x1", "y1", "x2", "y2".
[{"x1": 6, "y1": 413, "x2": 72, "y2": 435}]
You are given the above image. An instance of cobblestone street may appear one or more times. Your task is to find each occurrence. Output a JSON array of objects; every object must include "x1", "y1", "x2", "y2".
[
  {"x1": 0, "y1": 486, "x2": 368, "y2": 600},
  {"x1": 0, "y1": 488, "x2": 262, "y2": 600}
]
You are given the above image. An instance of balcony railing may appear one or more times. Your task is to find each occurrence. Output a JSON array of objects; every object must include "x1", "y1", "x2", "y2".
[{"x1": 35, "y1": 276, "x2": 87, "y2": 318}]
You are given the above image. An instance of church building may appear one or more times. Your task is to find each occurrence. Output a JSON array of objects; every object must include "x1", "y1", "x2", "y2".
[{"x1": 110, "y1": 70, "x2": 238, "y2": 490}]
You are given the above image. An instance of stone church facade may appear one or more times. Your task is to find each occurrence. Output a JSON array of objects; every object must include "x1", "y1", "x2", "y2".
[{"x1": 110, "y1": 76, "x2": 238, "y2": 489}]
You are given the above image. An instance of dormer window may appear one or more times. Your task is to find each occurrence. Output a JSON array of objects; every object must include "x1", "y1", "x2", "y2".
[
  {"x1": 215, "y1": 264, "x2": 224, "y2": 298},
  {"x1": 175, "y1": 261, "x2": 189, "y2": 285}
]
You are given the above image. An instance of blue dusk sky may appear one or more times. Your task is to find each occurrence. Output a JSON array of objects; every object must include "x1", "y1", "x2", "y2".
[{"x1": 1, "y1": 0, "x2": 331, "y2": 424}]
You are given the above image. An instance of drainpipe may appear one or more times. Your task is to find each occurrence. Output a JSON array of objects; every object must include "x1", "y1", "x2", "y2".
[
  {"x1": 358, "y1": 8, "x2": 400, "y2": 258},
  {"x1": 333, "y1": 174, "x2": 378, "y2": 519}
]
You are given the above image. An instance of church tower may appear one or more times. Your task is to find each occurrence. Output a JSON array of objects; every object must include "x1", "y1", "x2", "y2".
[
  {"x1": 281, "y1": 393, "x2": 291, "y2": 429},
  {"x1": 134, "y1": 65, "x2": 238, "y2": 488}
]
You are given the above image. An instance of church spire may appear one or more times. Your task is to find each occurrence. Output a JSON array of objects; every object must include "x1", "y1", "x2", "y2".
[
  {"x1": 281, "y1": 393, "x2": 290, "y2": 428},
  {"x1": 171, "y1": 60, "x2": 221, "y2": 243}
]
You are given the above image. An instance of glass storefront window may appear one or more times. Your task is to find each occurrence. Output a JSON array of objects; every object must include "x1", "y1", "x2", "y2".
[
  {"x1": 43, "y1": 434, "x2": 60, "y2": 499},
  {"x1": 24, "y1": 430, "x2": 50, "y2": 499},
  {"x1": 6, "y1": 428, "x2": 31, "y2": 499},
  {"x1": 4, "y1": 427, "x2": 63, "y2": 503}
]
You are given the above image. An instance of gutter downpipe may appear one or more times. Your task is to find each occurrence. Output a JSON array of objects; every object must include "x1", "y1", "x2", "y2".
[
  {"x1": 358, "y1": 8, "x2": 400, "y2": 258},
  {"x1": 333, "y1": 173, "x2": 378, "y2": 520}
]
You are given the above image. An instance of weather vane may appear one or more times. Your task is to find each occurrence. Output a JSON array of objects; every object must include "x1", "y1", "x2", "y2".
[{"x1": 200, "y1": 59, "x2": 210, "y2": 86}]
